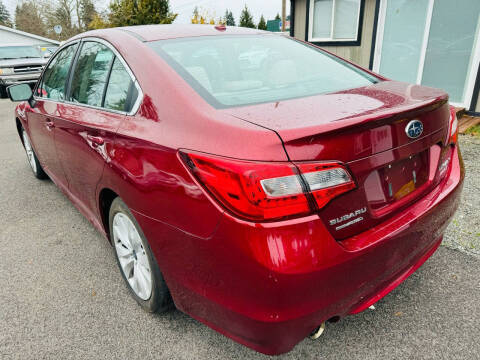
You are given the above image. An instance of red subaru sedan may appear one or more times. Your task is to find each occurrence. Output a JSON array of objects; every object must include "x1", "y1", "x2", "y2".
[{"x1": 7, "y1": 25, "x2": 464, "y2": 355}]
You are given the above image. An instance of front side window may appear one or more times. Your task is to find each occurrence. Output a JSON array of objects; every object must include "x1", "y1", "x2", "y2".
[
  {"x1": 69, "y1": 42, "x2": 114, "y2": 107},
  {"x1": 149, "y1": 35, "x2": 377, "y2": 108},
  {"x1": 38, "y1": 44, "x2": 78, "y2": 100},
  {"x1": 310, "y1": 0, "x2": 362, "y2": 42},
  {"x1": 104, "y1": 57, "x2": 134, "y2": 111}
]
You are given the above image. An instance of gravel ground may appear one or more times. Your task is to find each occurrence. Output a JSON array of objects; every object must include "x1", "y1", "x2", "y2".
[
  {"x1": 443, "y1": 135, "x2": 480, "y2": 255},
  {"x1": 0, "y1": 99, "x2": 479, "y2": 359}
]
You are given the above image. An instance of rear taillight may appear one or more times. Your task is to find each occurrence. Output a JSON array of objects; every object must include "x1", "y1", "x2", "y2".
[
  {"x1": 296, "y1": 162, "x2": 356, "y2": 209},
  {"x1": 179, "y1": 151, "x2": 356, "y2": 221},
  {"x1": 447, "y1": 106, "x2": 458, "y2": 145}
]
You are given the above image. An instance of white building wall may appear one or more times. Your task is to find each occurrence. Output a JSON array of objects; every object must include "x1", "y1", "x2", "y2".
[{"x1": 0, "y1": 29, "x2": 58, "y2": 46}]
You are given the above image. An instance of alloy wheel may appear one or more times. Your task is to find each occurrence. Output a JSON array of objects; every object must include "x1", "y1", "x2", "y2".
[
  {"x1": 22, "y1": 129, "x2": 37, "y2": 174},
  {"x1": 113, "y1": 212, "x2": 152, "y2": 300}
]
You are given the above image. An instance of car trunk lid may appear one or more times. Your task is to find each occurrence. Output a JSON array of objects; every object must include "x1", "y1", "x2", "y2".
[{"x1": 225, "y1": 81, "x2": 451, "y2": 239}]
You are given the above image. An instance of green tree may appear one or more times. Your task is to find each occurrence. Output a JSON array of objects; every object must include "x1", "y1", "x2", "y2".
[
  {"x1": 109, "y1": 0, "x2": 177, "y2": 27},
  {"x1": 224, "y1": 9, "x2": 235, "y2": 26},
  {"x1": 257, "y1": 14, "x2": 266, "y2": 30},
  {"x1": 239, "y1": 5, "x2": 255, "y2": 28},
  {"x1": 108, "y1": 0, "x2": 134, "y2": 27},
  {"x1": 79, "y1": 0, "x2": 97, "y2": 30},
  {"x1": 275, "y1": 13, "x2": 281, "y2": 20},
  {"x1": 88, "y1": 12, "x2": 109, "y2": 29},
  {"x1": 136, "y1": 0, "x2": 177, "y2": 24},
  {"x1": 15, "y1": 1, "x2": 48, "y2": 37},
  {"x1": 0, "y1": 0, "x2": 12, "y2": 26},
  {"x1": 191, "y1": 6, "x2": 202, "y2": 24}
]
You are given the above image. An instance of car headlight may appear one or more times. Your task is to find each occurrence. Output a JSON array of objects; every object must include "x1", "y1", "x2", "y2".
[{"x1": 0, "y1": 68, "x2": 14, "y2": 75}]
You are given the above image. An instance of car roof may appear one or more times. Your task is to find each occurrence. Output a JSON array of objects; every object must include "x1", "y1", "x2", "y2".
[{"x1": 110, "y1": 24, "x2": 269, "y2": 42}]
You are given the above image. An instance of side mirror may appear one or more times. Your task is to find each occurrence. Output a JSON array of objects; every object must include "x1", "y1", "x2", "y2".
[{"x1": 7, "y1": 84, "x2": 35, "y2": 107}]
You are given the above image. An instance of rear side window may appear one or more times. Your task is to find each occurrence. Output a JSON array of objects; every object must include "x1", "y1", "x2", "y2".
[
  {"x1": 104, "y1": 57, "x2": 134, "y2": 111},
  {"x1": 39, "y1": 44, "x2": 78, "y2": 100},
  {"x1": 69, "y1": 42, "x2": 114, "y2": 107}
]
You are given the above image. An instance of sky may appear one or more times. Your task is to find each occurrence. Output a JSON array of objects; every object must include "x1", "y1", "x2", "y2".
[
  {"x1": 3, "y1": 0, "x2": 17, "y2": 18},
  {"x1": 170, "y1": 0, "x2": 290, "y2": 24},
  {"x1": 3, "y1": 0, "x2": 290, "y2": 26}
]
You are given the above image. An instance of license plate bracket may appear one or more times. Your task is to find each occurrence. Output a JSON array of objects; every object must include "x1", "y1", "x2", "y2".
[{"x1": 380, "y1": 151, "x2": 429, "y2": 203}]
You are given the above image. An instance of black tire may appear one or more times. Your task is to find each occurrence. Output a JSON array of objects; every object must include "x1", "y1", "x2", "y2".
[
  {"x1": 109, "y1": 197, "x2": 173, "y2": 313},
  {"x1": 21, "y1": 128, "x2": 48, "y2": 180}
]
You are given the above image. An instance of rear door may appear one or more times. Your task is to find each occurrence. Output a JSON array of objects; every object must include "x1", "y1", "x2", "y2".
[{"x1": 54, "y1": 40, "x2": 138, "y2": 215}]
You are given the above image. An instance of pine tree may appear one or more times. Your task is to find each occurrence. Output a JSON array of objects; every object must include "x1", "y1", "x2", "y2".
[
  {"x1": 239, "y1": 5, "x2": 255, "y2": 29},
  {"x1": 275, "y1": 13, "x2": 281, "y2": 20},
  {"x1": 191, "y1": 6, "x2": 199, "y2": 23},
  {"x1": 79, "y1": 0, "x2": 97, "y2": 30},
  {"x1": 257, "y1": 15, "x2": 266, "y2": 30},
  {"x1": 89, "y1": 13, "x2": 109, "y2": 29},
  {"x1": 109, "y1": 0, "x2": 177, "y2": 27},
  {"x1": 0, "y1": 0, "x2": 12, "y2": 26},
  {"x1": 224, "y1": 9, "x2": 235, "y2": 26}
]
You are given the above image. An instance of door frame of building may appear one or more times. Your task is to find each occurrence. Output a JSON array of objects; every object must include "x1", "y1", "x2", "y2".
[{"x1": 372, "y1": 0, "x2": 480, "y2": 110}]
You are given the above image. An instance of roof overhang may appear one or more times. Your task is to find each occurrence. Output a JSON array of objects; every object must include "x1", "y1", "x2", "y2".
[{"x1": 0, "y1": 25, "x2": 61, "y2": 45}]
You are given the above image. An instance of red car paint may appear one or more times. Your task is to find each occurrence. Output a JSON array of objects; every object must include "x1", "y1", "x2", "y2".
[{"x1": 15, "y1": 25, "x2": 464, "y2": 355}]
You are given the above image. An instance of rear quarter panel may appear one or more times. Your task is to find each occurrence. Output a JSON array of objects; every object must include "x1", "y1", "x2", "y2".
[{"x1": 95, "y1": 31, "x2": 288, "y2": 238}]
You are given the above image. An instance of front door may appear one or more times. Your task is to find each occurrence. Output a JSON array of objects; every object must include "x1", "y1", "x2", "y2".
[
  {"x1": 28, "y1": 43, "x2": 79, "y2": 185},
  {"x1": 373, "y1": 0, "x2": 480, "y2": 107}
]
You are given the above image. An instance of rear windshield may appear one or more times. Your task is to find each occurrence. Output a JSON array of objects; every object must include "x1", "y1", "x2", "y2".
[{"x1": 148, "y1": 35, "x2": 378, "y2": 108}]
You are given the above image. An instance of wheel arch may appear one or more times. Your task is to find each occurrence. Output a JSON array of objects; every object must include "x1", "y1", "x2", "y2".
[
  {"x1": 16, "y1": 118, "x2": 24, "y2": 145},
  {"x1": 98, "y1": 187, "x2": 119, "y2": 242}
]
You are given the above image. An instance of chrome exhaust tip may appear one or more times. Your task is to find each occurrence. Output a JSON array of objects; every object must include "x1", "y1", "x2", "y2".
[{"x1": 309, "y1": 322, "x2": 326, "y2": 340}]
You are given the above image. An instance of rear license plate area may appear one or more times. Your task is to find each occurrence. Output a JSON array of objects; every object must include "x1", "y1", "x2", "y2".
[{"x1": 376, "y1": 150, "x2": 429, "y2": 208}]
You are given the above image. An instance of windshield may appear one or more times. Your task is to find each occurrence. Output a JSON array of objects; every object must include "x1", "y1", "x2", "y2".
[
  {"x1": 148, "y1": 35, "x2": 379, "y2": 108},
  {"x1": 0, "y1": 46, "x2": 42, "y2": 60}
]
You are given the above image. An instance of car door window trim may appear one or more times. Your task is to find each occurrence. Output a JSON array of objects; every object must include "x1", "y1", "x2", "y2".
[
  {"x1": 35, "y1": 41, "x2": 80, "y2": 101},
  {"x1": 101, "y1": 55, "x2": 117, "y2": 108},
  {"x1": 64, "y1": 41, "x2": 85, "y2": 104},
  {"x1": 68, "y1": 41, "x2": 115, "y2": 107},
  {"x1": 34, "y1": 39, "x2": 81, "y2": 98},
  {"x1": 33, "y1": 37, "x2": 143, "y2": 116}
]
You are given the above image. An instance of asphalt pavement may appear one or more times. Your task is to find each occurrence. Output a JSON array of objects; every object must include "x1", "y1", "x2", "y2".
[{"x1": 0, "y1": 98, "x2": 479, "y2": 359}]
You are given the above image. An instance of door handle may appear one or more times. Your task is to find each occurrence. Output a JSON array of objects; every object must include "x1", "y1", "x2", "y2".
[
  {"x1": 45, "y1": 120, "x2": 55, "y2": 130},
  {"x1": 87, "y1": 135, "x2": 105, "y2": 146}
]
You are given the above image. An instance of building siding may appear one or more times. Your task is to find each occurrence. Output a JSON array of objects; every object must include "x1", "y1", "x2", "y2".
[
  {"x1": 293, "y1": 0, "x2": 307, "y2": 41},
  {"x1": 292, "y1": 0, "x2": 377, "y2": 69},
  {"x1": 0, "y1": 29, "x2": 58, "y2": 46},
  {"x1": 293, "y1": 0, "x2": 480, "y2": 110}
]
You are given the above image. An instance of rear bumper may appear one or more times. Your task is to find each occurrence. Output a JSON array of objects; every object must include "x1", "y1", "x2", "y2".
[
  {"x1": 135, "y1": 145, "x2": 464, "y2": 355},
  {"x1": 0, "y1": 73, "x2": 41, "y2": 86}
]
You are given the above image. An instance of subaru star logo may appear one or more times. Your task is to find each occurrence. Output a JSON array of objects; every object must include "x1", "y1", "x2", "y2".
[{"x1": 405, "y1": 120, "x2": 423, "y2": 139}]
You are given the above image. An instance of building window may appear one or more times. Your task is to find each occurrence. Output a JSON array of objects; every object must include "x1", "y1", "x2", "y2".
[{"x1": 308, "y1": 0, "x2": 363, "y2": 44}]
